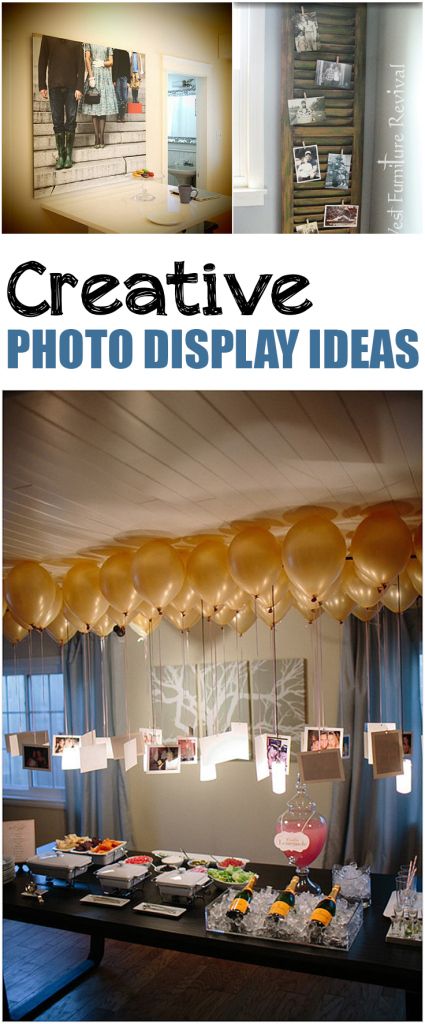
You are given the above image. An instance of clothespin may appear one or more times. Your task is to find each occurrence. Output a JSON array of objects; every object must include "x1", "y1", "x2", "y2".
[
  {"x1": 301, "y1": 6, "x2": 305, "y2": 14},
  {"x1": 336, "y1": 55, "x2": 340, "y2": 64},
  {"x1": 341, "y1": 147, "x2": 344, "y2": 155},
  {"x1": 302, "y1": 139, "x2": 306, "y2": 147},
  {"x1": 304, "y1": 92, "x2": 307, "y2": 99}
]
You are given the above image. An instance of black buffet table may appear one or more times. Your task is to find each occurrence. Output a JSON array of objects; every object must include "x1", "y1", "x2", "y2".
[{"x1": 3, "y1": 856, "x2": 422, "y2": 1022}]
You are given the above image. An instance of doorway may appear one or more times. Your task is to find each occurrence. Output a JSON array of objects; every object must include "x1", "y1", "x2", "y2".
[
  {"x1": 167, "y1": 74, "x2": 197, "y2": 188},
  {"x1": 162, "y1": 57, "x2": 211, "y2": 192}
]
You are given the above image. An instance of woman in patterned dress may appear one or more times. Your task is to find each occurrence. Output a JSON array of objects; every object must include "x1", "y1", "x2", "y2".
[{"x1": 81, "y1": 43, "x2": 119, "y2": 148}]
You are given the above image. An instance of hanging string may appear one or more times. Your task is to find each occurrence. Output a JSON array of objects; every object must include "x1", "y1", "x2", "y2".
[
  {"x1": 61, "y1": 643, "x2": 69, "y2": 735},
  {"x1": 29, "y1": 629, "x2": 35, "y2": 738},
  {"x1": 83, "y1": 633, "x2": 90, "y2": 734},
  {"x1": 396, "y1": 576, "x2": 404, "y2": 732},
  {"x1": 235, "y1": 622, "x2": 241, "y2": 723},
  {"x1": 206, "y1": 616, "x2": 212, "y2": 734},
  {"x1": 157, "y1": 620, "x2": 163, "y2": 735},
  {"x1": 213, "y1": 626, "x2": 218, "y2": 733},
  {"x1": 310, "y1": 617, "x2": 319, "y2": 728},
  {"x1": 100, "y1": 636, "x2": 107, "y2": 737},
  {"x1": 222, "y1": 625, "x2": 227, "y2": 732},
  {"x1": 14, "y1": 642, "x2": 24, "y2": 732},
  {"x1": 338, "y1": 622, "x2": 344, "y2": 729},
  {"x1": 201, "y1": 600, "x2": 207, "y2": 735},
  {"x1": 40, "y1": 628, "x2": 46, "y2": 711},
  {"x1": 365, "y1": 619, "x2": 371, "y2": 723},
  {"x1": 180, "y1": 622, "x2": 186, "y2": 730},
  {"x1": 123, "y1": 629, "x2": 131, "y2": 738},
  {"x1": 271, "y1": 586, "x2": 279, "y2": 738},
  {"x1": 254, "y1": 596, "x2": 259, "y2": 658},
  {"x1": 251, "y1": 629, "x2": 259, "y2": 737},
  {"x1": 317, "y1": 615, "x2": 324, "y2": 729},
  {"x1": 376, "y1": 608, "x2": 383, "y2": 722},
  {"x1": 148, "y1": 624, "x2": 155, "y2": 729},
  {"x1": 87, "y1": 630, "x2": 93, "y2": 732}
]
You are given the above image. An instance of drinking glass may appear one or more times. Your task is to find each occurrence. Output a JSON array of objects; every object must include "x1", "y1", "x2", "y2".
[{"x1": 392, "y1": 907, "x2": 404, "y2": 936}]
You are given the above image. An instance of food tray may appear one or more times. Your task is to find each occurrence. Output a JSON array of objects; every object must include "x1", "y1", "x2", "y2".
[
  {"x1": 27, "y1": 853, "x2": 91, "y2": 883},
  {"x1": 71, "y1": 842, "x2": 127, "y2": 865},
  {"x1": 156, "y1": 869, "x2": 212, "y2": 900},
  {"x1": 96, "y1": 863, "x2": 149, "y2": 892},
  {"x1": 205, "y1": 889, "x2": 363, "y2": 952}
]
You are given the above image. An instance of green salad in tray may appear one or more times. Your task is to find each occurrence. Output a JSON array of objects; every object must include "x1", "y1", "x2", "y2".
[{"x1": 208, "y1": 867, "x2": 254, "y2": 887}]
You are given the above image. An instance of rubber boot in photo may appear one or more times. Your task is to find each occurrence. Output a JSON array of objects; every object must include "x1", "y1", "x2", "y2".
[
  {"x1": 63, "y1": 132, "x2": 75, "y2": 169},
  {"x1": 55, "y1": 133, "x2": 65, "y2": 170}
]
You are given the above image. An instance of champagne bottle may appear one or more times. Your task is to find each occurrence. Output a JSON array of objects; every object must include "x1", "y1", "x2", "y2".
[
  {"x1": 309, "y1": 884, "x2": 341, "y2": 929},
  {"x1": 226, "y1": 875, "x2": 257, "y2": 919},
  {"x1": 267, "y1": 875, "x2": 299, "y2": 921}
]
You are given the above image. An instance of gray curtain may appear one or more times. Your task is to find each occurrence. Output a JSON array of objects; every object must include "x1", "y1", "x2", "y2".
[
  {"x1": 64, "y1": 631, "x2": 134, "y2": 844},
  {"x1": 325, "y1": 604, "x2": 422, "y2": 872}
]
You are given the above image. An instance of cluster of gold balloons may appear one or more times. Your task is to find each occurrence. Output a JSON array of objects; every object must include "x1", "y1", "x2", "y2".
[{"x1": 3, "y1": 513, "x2": 422, "y2": 645}]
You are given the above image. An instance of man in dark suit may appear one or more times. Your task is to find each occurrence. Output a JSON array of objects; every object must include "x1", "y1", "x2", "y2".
[{"x1": 38, "y1": 36, "x2": 85, "y2": 170}]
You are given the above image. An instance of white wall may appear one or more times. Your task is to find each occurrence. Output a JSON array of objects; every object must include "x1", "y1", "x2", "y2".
[
  {"x1": 361, "y1": 3, "x2": 422, "y2": 233},
  {"x1": 233, "y1": 4, "x2": 282, "y2": 234},
  {"x1": 3, "y1": 2, "x2": 232, "y2": 232},
  {"x1": 125, "y1": 609, "x2": 343, "y2": 865}
]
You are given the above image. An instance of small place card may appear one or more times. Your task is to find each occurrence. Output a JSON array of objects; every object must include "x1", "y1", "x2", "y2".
[
  {"x1": 3, "y1": 819, "x2": 36, "y2": 862},
  {"x1": 79, "y1": 742, "x2": 107, "y2": 773},
  {"x1": 298, "y1": 749, "x2": 345, "y2": 783},
  {"x1": 372, "y1": 729, "x2": 403, "y2": 778},
  {"x1": 124, "y1": 737, "x2": 138, "y2": 772}
]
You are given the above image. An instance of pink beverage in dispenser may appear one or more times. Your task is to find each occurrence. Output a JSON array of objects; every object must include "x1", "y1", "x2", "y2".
[
  {"x1": 274, "y1": 775, "x2": 328, "y2": 891},
  {"x1": 274, "y1": 814, "x2": 328, "y2": 867}
]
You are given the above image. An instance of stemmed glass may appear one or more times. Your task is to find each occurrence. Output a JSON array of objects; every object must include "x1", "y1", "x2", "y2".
[{"x1": 132, "y1": 172, "x2": 165, "y2": 202}]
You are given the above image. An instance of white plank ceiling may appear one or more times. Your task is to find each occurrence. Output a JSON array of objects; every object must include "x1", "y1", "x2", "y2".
[{"x1": 3, "y1": 390, "x2": 421, "y2": 575}]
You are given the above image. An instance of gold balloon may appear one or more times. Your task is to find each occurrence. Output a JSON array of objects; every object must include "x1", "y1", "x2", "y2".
[
  {"x1": 382, "y1": 571, "x2": 417, "y2": 613},
  {"x1": 44, "y1": 585, "x2": 63, "y2": 628},
  {"x1": 231, "y1": 604, "x2": 256, "y2": 636},
  {"x1": 201, "y1": 601, "x2": 215, "y2": 620},
  {"x1": 413, "y1": 523, "x2": 422, "y2": 564},
  {"x1": 226, "y1": 586, "x2": 252, "y2": 611},
  {"x1": 351, "y1": 512, "x2": 412, "y2": 588},
  {"x1": 256, "y1": 594, "x2": 292, "y2": 628},
  {"x1": 228, "y1": 527, "x2": 281, "y2": 597},
  {"x1": 322, "y1": 582, "x2": 355, "y2": 623},
  {"x1": 99, "y1": 552, "x2": 141, "y2": 615},
  {"x1": 63, "y1": 602, "x2": 90, "y2": 633},
  {"x1": 131, "y1": 611, "x2": 160, "y2": 635},
  {"x1": 352, "y1": 604, "x2": 381, "y2": 622},
  {"x1": 293, "y1": 601, "x2": 323, "y2": 623},
  {"x1": 47, "y1": 610, "x2": 77, "y2": 645},
  {"x1": 132, "y1": 540, "x2": 184, "y2": 610},
  {"x1": 136, "y1": 601, "x2": 161, "y2": 625},
  {"x1": 173, "y1": 577, "x2": 198, "y2": 614},
  {"x1": 91, "y1": 611, "x2": 116, "y2": 637},
  {"x1": 5, "y1": 561, "x2": 56, "y2": 629},
  {"x1": 406, "y1": 557, "x2": 422, "y2": 595},
  {"x1": 187, "y1": 540, "x2": 235, "y2": 607},
  {"x1": 282, "y1": 515, "x2": 346, "y2": 600},
  {"x1": 3, "y1": 610, "x2": 29, "y2": 644},
  {"x1": 63, "y1": 560, "x2": 109, "y2": 627},
  {"x1": 288, "y1": 582, "x2": 320, "y2": 611},
  {"x1": 343, "y1": 561, "x2": 382, "y2": 608},
  {"x1": 164, "y1": 605, "x2": 201, "y2": 631},
  {"x1": 107, "y1": 606, "x2": 127, "y2": 628},
  {"x1": 257, "y1": 568, "x2": 290, "y2": 608},
  {"x1": 212, "y1": 604, "x2": 237, "y2": 627}
]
